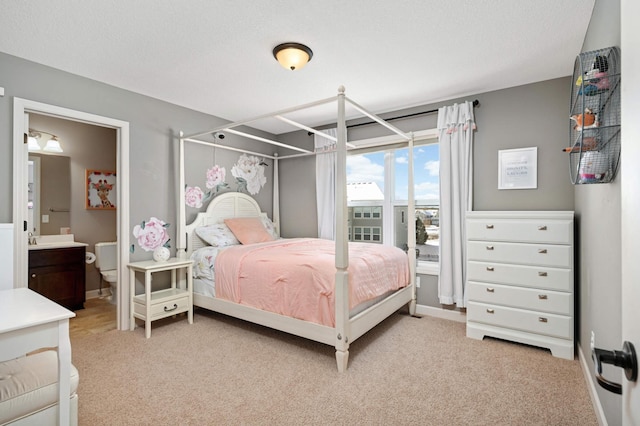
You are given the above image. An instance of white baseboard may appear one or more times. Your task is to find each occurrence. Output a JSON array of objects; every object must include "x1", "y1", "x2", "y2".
[
  {"x1": 578, "y1": 344, "x2": 608, "y2": 426},
  {"x1": 416, "y1": 304, "x2": 466, "y2": 323}
]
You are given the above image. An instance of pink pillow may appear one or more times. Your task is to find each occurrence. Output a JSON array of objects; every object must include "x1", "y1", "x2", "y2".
[{"x1": 224, "y1": 217, "x2": 275, "y2": 245}]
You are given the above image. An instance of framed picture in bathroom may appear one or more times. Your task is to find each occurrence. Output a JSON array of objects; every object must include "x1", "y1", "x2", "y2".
[{"x1": 86, "y1": 169, "x2": 117, "y2": 210}]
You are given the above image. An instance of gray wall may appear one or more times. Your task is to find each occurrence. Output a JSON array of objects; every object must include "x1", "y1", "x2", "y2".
[
  {"x1": 577, "y1": 0, "x2": 621, "y2": 423},
  {"x1": 277, "y1": 77, "x2": 575, "y2": 308},
  {"x1": 0, "y1": 52, "x2": 275, "y2": 267}
]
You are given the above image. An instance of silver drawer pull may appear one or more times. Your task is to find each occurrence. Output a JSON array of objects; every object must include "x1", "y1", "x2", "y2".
[
  {"x1": 164, "y1": 303, "x2": 178, "y2": 312},
  {"x1": 486, "y1": 224, "x2": 494, "y2": 229},
  {"x1": 486, "y1": 245, "x2": 494, "y2": 250},
  {"x1": 538, "y1": 294, "x2": 548, "y2": 300},
  {"x1": 486, "y1": 309, "x2": 495, "y2": 314},
  {"x1": 538, "y1": 317, "x2": 548, "y2": 323},
  {"x1": 538, "y1": 249, "x2": 548, "y2": 254},
  {"x1": 538, "y1": 271, "x2": 548, "y2": 277},
  {"x1": 486, "y1": 288, "x2": 495, "y2": 293},
  {"x1": 486, "y1": 266, "x2": 494, "y2": 272},
  {"x1": 538, "y1": 225, "x2": 548, "y2": 231}
]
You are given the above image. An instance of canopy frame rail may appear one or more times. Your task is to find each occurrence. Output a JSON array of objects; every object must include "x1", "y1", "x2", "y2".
[
  {"x1": 182, "y1": 137, "x2": 279, "y2": 160},
  {"x1": 345, "y1": 96, "x2": 412, "y2": 141},
  {"x1": 183, "y1": 95, "x2": 338, "y2": 141}
]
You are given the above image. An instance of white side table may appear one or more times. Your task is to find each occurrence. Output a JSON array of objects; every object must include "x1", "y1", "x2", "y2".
[
  {"x1": 128, "y1": 258, "x2": 194, "y2": 338},
  {"x1": 0, "y1": 288, "x2": 75, "y2": 425}
]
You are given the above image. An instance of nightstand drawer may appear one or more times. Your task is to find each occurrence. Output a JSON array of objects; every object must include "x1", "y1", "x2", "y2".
[
  {"x1": 134, "y1": 293, "x2": 190, "y2": 320},
  {"x1": 467, "y1": 281, "x2": 572, "y2": 315},
  {"x1": 467, "y1": 218, "x2": 572, "y2": 244},
  {"x1": 467, "y1": 261, "x2": 572, "y2": 292},
  {"x1": 467, "y1": 241, "x2": 572, "y2": 268},
  {"x1": 467, "y1": 301, "x2": 573, "y2": 340}
]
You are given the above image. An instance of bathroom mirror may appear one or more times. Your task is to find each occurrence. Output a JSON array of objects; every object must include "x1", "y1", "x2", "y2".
[{"x1": 28, "y1": 154, "x2": 71, "y2": 235}]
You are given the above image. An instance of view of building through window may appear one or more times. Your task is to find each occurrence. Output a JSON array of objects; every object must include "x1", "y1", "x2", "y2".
[{"x1": 346, "y1": 143, "x2": 440, "y2": 263}]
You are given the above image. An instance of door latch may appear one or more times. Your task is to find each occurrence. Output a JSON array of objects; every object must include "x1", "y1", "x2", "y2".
[{"x1": 592, "y1": 341, "x2": 637, "y2": 394}]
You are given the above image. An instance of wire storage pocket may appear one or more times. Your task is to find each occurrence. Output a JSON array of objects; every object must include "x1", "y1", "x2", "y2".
[{"x1": 568, "y1": 46, "x2": 620, "y2": 184}]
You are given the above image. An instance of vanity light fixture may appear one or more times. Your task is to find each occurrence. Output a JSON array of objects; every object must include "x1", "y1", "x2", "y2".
[
  {"x1": 273, "y1": 42, "x2": 313, "y2": 71},
  {"x1": 43, "y1": 136, "x2": 63, "y2": 153},
  {"x1": 27, "y1": 129, "x2": 64, "y2": 153},
  {"x1": 27, "y1": 131, "x2": 42, "y2": 151}
]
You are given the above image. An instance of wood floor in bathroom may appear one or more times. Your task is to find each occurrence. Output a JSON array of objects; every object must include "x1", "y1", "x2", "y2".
[{"x1": 69, "y1": 296, "x2": 117, "y2": 340}]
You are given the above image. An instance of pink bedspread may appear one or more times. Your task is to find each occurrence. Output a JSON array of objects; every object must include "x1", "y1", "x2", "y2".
[{"x1": 215, "y1": 238, "x2": 410, "y2": 326}]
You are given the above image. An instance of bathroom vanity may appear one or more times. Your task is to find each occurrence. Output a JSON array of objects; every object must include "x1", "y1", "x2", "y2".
[{"x1": 28, "y1": 242, "x2": 86, "y2": 311}]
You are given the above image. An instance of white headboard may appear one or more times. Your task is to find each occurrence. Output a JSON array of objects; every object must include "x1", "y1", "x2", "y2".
[{"x1": 184, "y1": 192, "x2": 267, "y2": 256}]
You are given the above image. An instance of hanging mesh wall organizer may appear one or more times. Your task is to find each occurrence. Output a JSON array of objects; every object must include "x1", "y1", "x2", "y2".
[{"x1": 568, "y1": 46, "x2": 620, "y2": 184}]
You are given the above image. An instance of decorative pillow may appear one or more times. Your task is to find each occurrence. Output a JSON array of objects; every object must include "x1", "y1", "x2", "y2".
[
  {"x1": 224, "y1": 217, "x2": 275, "y2": 245},
  {"x1": 190, "y1": 246, "x2": 223, "y2": 280},
  {"x1": 195, "y1": 223, "x2": 240, "y2": 247},
  {"x1": 260, "y1": 216, "x2": 279, "y2": 239}
]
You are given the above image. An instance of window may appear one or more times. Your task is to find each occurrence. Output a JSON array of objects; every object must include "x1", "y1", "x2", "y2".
[
  {"x1": 347, "y1": 139, "x2": 439, "y2": 266},
  {"x1": 353, "y1": 226, "x2": 382, "y2": 243}
]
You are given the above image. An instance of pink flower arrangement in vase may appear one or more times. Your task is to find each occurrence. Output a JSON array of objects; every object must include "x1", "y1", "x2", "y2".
[{"x1": 132, "y1": 217, "x2": 171, "y2": 261}]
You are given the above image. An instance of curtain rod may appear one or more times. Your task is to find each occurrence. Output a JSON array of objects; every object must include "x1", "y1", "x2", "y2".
[{"x1": 308, "y1": 99, "x2": 479, "y2": 135}]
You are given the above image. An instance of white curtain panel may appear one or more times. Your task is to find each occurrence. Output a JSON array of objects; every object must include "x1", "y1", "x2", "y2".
[
  {"x1": 315, "y1": 128, "x2": 338, "y2": 240},
  {"x1": 437, "y1": 102, "x2": 476, "y2": 307}
]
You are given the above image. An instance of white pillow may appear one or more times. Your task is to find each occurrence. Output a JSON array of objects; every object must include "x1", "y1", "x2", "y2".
[
  {"x1": 190, "y1": 246, "x2": 223, "y2": 280},
  {"x1": 195, "y1": 223, "x2": 240, "y2": 247},
  {"x1": 260, "y1": 216, "x2": 279, "y2": 239}
]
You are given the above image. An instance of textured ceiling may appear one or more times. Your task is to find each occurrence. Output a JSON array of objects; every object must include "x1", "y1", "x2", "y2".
[{"x1": 0, "y1": 0, "x2": 594, "y2": 134}]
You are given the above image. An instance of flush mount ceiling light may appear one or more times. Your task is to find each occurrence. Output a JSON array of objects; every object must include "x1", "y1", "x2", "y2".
[
  {"x1": 273, "y1": 42, "x2": 313, "y2": 71},
  {"x1": 28, "y1": 128, "x2": 64, "y2": 153}
]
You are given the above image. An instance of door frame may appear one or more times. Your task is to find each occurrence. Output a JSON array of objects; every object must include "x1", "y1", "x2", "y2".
[
  {"x1": 621, "y1": 1, "x2": 640, "y2": 422},
  {"x1": 13, "y1": 98, "x2": 131, "y2": 331}
]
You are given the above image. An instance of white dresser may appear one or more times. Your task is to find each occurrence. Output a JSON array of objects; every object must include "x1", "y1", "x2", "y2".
[{"x1": 465, "y1": 211, "x2": 575, "y2": 359}]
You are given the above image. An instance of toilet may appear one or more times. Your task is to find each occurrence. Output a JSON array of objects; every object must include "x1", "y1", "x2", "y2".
[{"x1": 95, "y1": 242, "x2": 118, "y2": 304}]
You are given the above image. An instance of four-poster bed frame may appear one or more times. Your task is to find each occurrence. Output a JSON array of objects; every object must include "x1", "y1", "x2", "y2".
[{"x1": 177, "y1": 86, "x2": 417, "y2": 372}]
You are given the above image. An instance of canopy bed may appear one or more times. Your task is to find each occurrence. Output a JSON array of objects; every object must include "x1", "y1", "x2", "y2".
[{"x1": 177, "y1": 86, "x2": 418, "y2": 372}]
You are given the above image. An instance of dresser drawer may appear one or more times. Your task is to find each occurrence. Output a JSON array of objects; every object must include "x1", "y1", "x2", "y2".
[
  {"x1": 467, "y1": 261, "x2": 572, "y2": 292},
  {"x1": 467, "y1": 301, "x2": 573, "y2": 340},
  {"x1": 466, "y1": 218, "x2": 572, "y2": 244},
  {"x1": 467, "y1": 241, "x2": 572, "y2": 268},
  {"x1": 467, "y1": 281, "x2": 572, "y2": 315}
]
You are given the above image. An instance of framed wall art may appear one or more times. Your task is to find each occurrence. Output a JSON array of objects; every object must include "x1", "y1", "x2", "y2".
[
  {"x1": 86, "y1": 169, "x2": 116, "y2": 210},
  {"x1": 498, "y1": 147, "x2": 538, "y2": 190}
]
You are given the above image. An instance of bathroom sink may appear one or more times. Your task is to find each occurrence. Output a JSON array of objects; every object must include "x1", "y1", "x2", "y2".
[{"x1": 28, "y1": 234, "x2": 88, "y2": 250}]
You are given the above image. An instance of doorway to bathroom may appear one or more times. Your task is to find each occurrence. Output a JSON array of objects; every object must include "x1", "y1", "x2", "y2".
[
  {"x1": 28, "y1": 113, "x2": 118, "y2": 334},
  {"x1": 13, "y1": 98, "x2": 131, "y2": 331}
]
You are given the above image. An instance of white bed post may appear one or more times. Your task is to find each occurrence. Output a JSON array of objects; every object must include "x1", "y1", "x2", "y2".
[
  {"x1": 407, "y1": 133, "x2": 417, "y2": 315},
  {"x1": 178, "y1": 132, "x2": 187, "y2": 259},
  {"x1": 334, "y1": 86, "x2": 350, "y2": 372},
  {"x1": 273, "y1": 153, "x2": 280, "y2": 236}
]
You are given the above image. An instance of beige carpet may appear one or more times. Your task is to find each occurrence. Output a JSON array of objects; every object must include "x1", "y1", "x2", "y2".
[{"x1": 71, "y1": 308, "x2": 597, "y2": 425}]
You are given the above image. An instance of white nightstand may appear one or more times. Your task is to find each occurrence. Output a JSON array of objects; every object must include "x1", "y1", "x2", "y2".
[{"x1": 128, "y1": 258, "x2": 194, "y2": 338}]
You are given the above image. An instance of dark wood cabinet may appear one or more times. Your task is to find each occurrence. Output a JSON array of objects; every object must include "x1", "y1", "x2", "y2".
[{"x1": 28, "y1": 246, "x2": 86, "y2": 310}]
